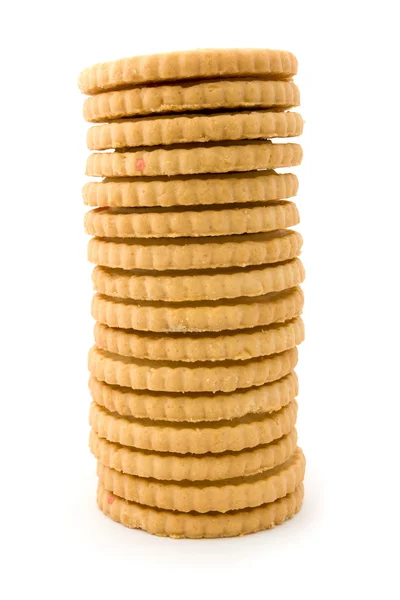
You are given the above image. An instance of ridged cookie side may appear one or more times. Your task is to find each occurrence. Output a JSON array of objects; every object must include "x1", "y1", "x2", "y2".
[
  {"x1": 89, "y1": 399, "x2": 298, "y2": 454},
  {"x1": 89, "y1": 371, "x2": 298, "y2": 421},
  {"x1": 91, "y1": 286, "x2": 304, "y2": 332},
  {"x1": 86, "y1": 141, "x2": 303, "y2": 177},
  {"x1": 84, "y1": 200, "x2": 300, "y2": 238},
  {"x1": 93, "y1": 317, "x2": 304, "y2": 362},
  {"x1": 88, "y1": 234, "x2": 303, "y2": 272},
  {"x1": 88, "y1": 346, "x2": 298, "y2": 393},
  {"x1": 83, "y1": 79, "x2": 300, "y2": 122},
  {"x1": 83, "y1": 171, "x2": 299, "y2": 208},
  {"x1": 97, "y1": 448, "x2": 305, "y2": 513},
  {"x1": 79, "y1": 48, "x2": 298, "y2": 94},
  {"x1": 97, "y1": 481, "x2": 304, "y2": 538},
  {"x1": 91, "y1": 258, "x2": 304, "y2": 304},
  {"x1": 90, "y1": 428, "x2": 298, "y2": 480},
  {"x1": 87, "y1": 111, "x2": 304, "y2": 150}
]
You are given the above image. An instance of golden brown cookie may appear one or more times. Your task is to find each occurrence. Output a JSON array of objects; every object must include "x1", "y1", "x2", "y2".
[
  {"x1": 88, "y1": 345, "x2": 298, "y2": 393},
  {"x1": 93, "y1": 317, "x2": 304, "y2": 362},
  {"x1": 86, "y1": 141, "x2": 303, "y2": 177},
  {"x1": 83, "y1": 79, "x2": 299, "y2": 122},
  {"x1": 83, "y1": 171, "x2": 298, "y2": 208},
  {"x1": 97, "y1": 481, "x2": 304, "y2": 538},
  {"x1": 91, "y1": 286, "x2": 304, "y2": 332},
  {"x1": 97, "y1": 447, "x2": 305, "y2": 513},
  {"x1": 88, "y1": 233, "x2": 303, "y2": 272},
  {"x1": 87, "y1": 111, "x2": 303, "y2": 150},
  {"x1": 89, "y1": 370, "x2": 298, "y2": 421},
  {"x1": 90, "y1": 428, "x2": 298, "y2": 480},
  {"x1": 91, "y1": 256, "x2": 304, "y2": 304},
  {"x1": 84, "y1": 200, "x2": 299, "y2": 238},
  {"x1": 89, "y1": 398, "x2": 298, "y2": 454},
  {"x1": 79, "y1": 48, "x2": 298, "y2": 94}
]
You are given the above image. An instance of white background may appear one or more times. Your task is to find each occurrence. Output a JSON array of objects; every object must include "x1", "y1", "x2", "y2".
[{"x1": 1, "y1": 1, "x2": 399, "y2": 598}]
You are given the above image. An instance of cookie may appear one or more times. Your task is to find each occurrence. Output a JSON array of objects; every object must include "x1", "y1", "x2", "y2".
[
  {"x1": 87, "y1": 111, "x2": 303, "y2": 150},
  {"x1": 84, "y1": 200, "x2": 300, "y2": 238},
  {"x1": 83, "y1": 171, "x2": 298, "y2": 208},
  {"x1": 97, "y1": 447, "x2": 305, "y2": 513},
  {"x1": 97, "y1": 481, "x2": 304, "y2": 538},
  {"x1": 92, "y1": 258, "x2": 304, "y2": 306},
  {"x1": 88, "y1": 345, "x2": 298, "y2": 393},
  {"x1": 90, "y1": 398, "x2": 298, "y2": 454},
  {"x1": 89, "y1": 370, "x2": 298, "y2": 422},
  {"x1": 94, "y1": 317, "x2": 304, "y2": 362},
  {"x1": 91, "y1": 286, "x2": 304, "y2": 332},
  {"x1": 90, "y1": 428, "x2": 298, "y2": 480},
  {"x1": 78, "y1": 49, "x2": 298, "y2": 94},
  {"x1": 86, "y1": 141, "x2": 303, "y2": 177},
  {"x1": 83, "y1": 79, "x2": 300, "y2": 122},
  {"x1": 88, "y1": 233, "x2": 303, "y2": 272}
]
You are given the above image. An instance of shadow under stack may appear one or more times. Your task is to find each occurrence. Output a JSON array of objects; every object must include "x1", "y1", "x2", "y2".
[{"x1": 79, "y1": 48, "x2": 306, "y2": 538}]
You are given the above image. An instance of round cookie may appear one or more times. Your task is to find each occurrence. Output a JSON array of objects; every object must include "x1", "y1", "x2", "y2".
[
  {"x1": 86, "y1": 141, "x2": 303, "y2": 178},
  {"x1": 87, "y1": 233, "x2": 303, "y2": 271},
  {"x1": 83, "y1": 171, "x2": 298, "y2": 208},
  {"x1": 93, "y1": 317, "x2": 304, "y2": 362},
  {"x1": 84, "y1": 200, "x2": 300, "y2": 238},
  {"x1": 90, "y1": 398, "x2": 298, "y2": 454},
  {"x1": 90, "y1": 428, "x2": 298, "y2": 480},
  {"x1": 83, "y1": 79, "x2": 300, "y2": 122},
  {"x1": 97, "y1": 481, "x2": 304, "y2": 538},
  {"x1": 87, "y1": 111, "x2": 303, "y2": 150},
  {"x1": 91, "y1": 256, "x2": 304, "y2": 304},
  {"x1": 97, "y1": 448, "x2": 305, "y2": 513},
  {"x1": 89, "y1": 370, "x2": 298, "y2": 421},
  {"x1": 88, "y1": 345, "x2": 298, "y2": 393},
  {"x1": 78, "y1": 48, "x2": 298, "y2": 94},
  {"x1": 91, "y1": 286, "x2": 304, "y2": 333}
]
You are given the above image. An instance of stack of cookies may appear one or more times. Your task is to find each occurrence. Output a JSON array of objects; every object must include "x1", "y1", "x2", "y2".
[{"x1": 79, "y1": 48, "x2": 306, "y2": 538}]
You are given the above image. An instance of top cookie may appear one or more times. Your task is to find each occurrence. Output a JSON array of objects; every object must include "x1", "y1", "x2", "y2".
[{"x1": 78, "y1": 48, "x2": 298, "y2": 95}]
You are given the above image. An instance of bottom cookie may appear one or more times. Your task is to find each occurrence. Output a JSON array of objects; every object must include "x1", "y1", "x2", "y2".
[{"x1": 97, "y1": 481, "x2": 304, "y2": 538}]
